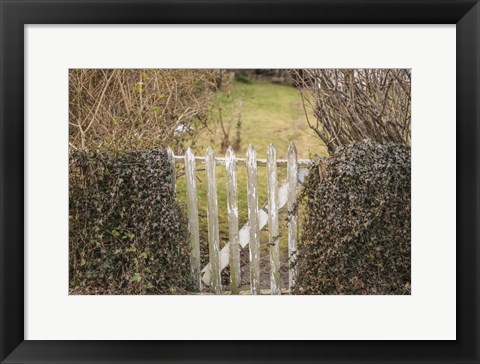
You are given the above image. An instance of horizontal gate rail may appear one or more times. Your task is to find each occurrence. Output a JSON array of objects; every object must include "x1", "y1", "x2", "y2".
[{"x1": 174, "y1": 155, "x2": 312, "y2": 168}]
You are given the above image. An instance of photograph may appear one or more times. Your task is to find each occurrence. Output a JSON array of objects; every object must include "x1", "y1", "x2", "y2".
[{"x1": 68, "y1": 68, "x2": 411, "y2": 295}]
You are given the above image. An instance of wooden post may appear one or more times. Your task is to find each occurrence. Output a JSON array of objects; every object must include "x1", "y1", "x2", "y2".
[
  {"x1": 167, "y1": 148, "x2": 176, "y2": 194},
  {"x1": 226, "y1": 147, "x2": 240, "y2": 294},
  {"x1": 287, "y1": 142, "x2": 298, "y2": 291},
  {"x1": 206, "y1": 146, "x2": 222, "y2": 294},
  {"x1": 246, "y1": 145, "x2": 260, "y2": 295},
  {"x1": 267, "y1": 144, "x2": 281, "y2": 294},
  {"x1": 185, "y1": 147, "x2": 202, "y2": 291}
]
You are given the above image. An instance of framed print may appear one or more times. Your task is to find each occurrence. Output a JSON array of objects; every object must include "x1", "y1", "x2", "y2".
[{"x1": 1, "y1": 0, "x2": 479, "y2": 363}]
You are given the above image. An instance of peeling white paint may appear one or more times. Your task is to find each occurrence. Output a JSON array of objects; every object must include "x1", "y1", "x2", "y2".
[
  {"x1": 185, "y1": 147, "x2": 202, "y2": 291},
  {"x1": 205, "y1": 146, "x2": 222, "y2": 294},
  {"x1": 287, "y1": 142, "x2": 299, "y2": 290},
  {"x1": 225, "y1": 147, "x2": 240, "y2": 294},
  {"x1": 167, "y1": 148, "x2": 176, "y2": 194},
  {"x1": 201, "y1": 167, "x2": 309, "y2": 286},
  {"x1": 174, "y1": 155, "x2": 312, "y2": 168},
  {"x1": 246, "y1": 145, "x2": 260, "y2": 295},
  {"x1": 184, "y1": 143, "x2": 312, "y2": 295},
  {"x1": 267, "y1": 144, "x2": 281, "y2": 295}
]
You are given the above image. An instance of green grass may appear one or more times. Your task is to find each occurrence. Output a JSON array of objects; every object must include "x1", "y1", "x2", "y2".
[{"x1": 176, "y1": 81, "x2": 328, "y2": 250}]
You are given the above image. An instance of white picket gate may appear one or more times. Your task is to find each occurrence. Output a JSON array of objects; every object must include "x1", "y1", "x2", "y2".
[{"x1": 169, "y1": 143, "x2": 312, "y2": 295}]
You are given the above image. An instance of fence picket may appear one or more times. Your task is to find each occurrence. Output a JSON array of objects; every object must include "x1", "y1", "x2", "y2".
[
  {"x1": 287, "y1": 143, "x2": 299, "y2": 291},
  {"x1": 226, "y1": 147, "x2": 241, "y2": 294},
  {"x1": 200, "y1": 167, "x2": 310, "y2": 287},
  {"x1": 185, "y1": 148, "x2": 202, "y2": 291},
  {"x1": 167, "y1": 148, "x2": 176, "y2": 194},
  {"x1": 267, "y1": 144, "x2": 281, "y2": 295},
  {"x1": 173, "y1": 144, "x2": 313, "y2": 294},
  {"x1": 205, "y1": 146, "x2": 222, "y2": 294},
  {"x1": 246, "y1": 145, "x2": 260, "y2": 295}
]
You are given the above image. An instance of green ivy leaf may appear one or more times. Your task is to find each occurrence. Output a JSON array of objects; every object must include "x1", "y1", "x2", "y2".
[{"x1": 131, "y1": 273, "x2": 142, "y2": 282}]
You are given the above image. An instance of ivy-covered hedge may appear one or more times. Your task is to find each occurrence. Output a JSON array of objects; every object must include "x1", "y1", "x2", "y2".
[
  {"x1": 69, "y1": 149, "x2": 193, "y2": 294},
  {"x1": 296, "y1": 140, "x2": 411, "y2": 295}
]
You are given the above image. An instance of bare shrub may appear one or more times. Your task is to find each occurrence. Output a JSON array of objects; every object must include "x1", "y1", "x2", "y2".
[
  {"x1": 291, "y1": 69, "x2": 411, "y2": 154},
  {"x1": 69, "y1": 69, "x2": 226, "y2": 153},
  {"x1": 215, "y1": 100, "x2": 243, "y2": 153}
]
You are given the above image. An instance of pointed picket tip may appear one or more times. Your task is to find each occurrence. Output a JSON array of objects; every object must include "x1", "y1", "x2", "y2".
[
  {"x1": 185, "y1": 147, "x2": 194, "y2": 158},
  {"x1": 225, "y1": 146, "x2": 236, "y2": 174},
  {"x1": 268, "y1": 143, "x2": 276, "y2": 157},
  {"x1": 288, "y1": 142, "x2": 297, "y2": 155},
  {"x1": 166, "y1": 147, "x2": 176, "y2": 193},
  {"x1": 206, "y1": 145, "x2": 214, "y2": 156},
  {"x1": 246, "y1": 144, "x2": 255, "y2": 160},
  {"x1": 226, "y1": 145, "x2": 236, "y2": 158},
  {"x1": 166, "y1": 147, "x2": 174, "y2": 159},
  {"x1": 247, "y1": 144, "x2": 256, "y2": 158}
]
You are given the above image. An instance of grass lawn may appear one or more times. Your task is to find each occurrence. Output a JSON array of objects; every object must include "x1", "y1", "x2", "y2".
[{"x1": 175, "y1": 80, "x2": 328, "y2": 266}]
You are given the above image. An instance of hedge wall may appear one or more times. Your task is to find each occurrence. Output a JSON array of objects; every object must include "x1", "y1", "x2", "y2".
[
  {"x1": 69, "y1": 149, "x2": 193, "y2": 294},
  {"x1": 296, "y1": 140, "x2": 411, "y2": 295}
]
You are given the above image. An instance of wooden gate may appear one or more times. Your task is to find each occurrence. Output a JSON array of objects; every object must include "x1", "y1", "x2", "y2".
[{"x1": 169, "y1": 143, "x2": 311, "y2": 295}]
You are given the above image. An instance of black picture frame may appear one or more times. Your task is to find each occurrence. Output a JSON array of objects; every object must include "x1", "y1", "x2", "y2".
[{"x1": 1, "y1": 0, "x2": 479, "y2": 363}]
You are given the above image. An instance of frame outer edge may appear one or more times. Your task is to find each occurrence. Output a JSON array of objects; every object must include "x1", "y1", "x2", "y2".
[
  {"x1": 1, "y1": 1, "x2": 25, "y2": 363},
  {"x1": 457, "y1": 2, "x2": 480, "y2": 362},
  {"x1": 0, "y1": 0, "x2": 479, "y2": 363}
]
